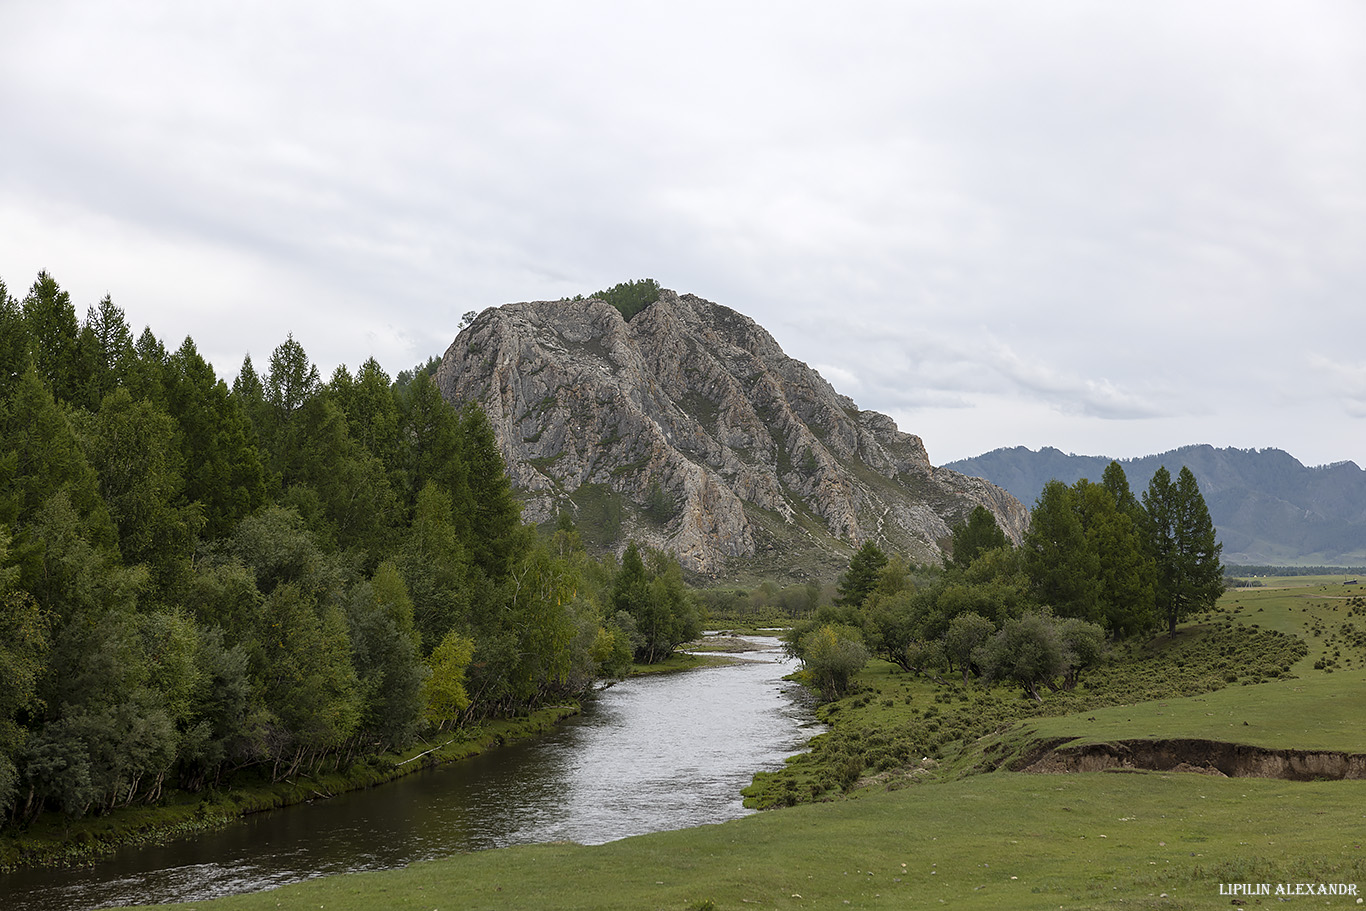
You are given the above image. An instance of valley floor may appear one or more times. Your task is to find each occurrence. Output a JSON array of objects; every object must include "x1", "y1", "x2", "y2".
[{"x1": 115, "y1": 577, "x2": 1366, "y2": 911}]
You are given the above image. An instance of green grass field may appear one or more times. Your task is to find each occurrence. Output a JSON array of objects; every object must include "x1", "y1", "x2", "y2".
[
  {"x1": 120, "y1": 578, "x2": 1366, "y2": 911},
  {"x1": 122, "y1": 775, "x2": 1366, "y2": 911}
]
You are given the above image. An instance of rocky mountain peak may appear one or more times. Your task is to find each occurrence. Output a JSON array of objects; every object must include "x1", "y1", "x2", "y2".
[{"x1": 435, "y1": 290, "x2": 1027, "y2": 581}]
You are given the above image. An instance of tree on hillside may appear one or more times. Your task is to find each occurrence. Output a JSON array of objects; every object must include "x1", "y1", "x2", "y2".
[
  {"x1": 1022, "y1": 480, "x2": 1100, "y2": 622},
  {"x1": 946, "y1": 505, "x2": 1008, "y2": 570},
  {"x1": 1143, "y1": 466, "x2": 1224, "y2": 634},
  {"x1": 590, "y1": 278, "x2": 662, "y2": 321},
  {"x1": 835, "y1": 541, "x2": 889, "y2": 608},
  {"x1": 973, "y1": 612, "x2": 1104, "y2": 701},
  {"x1": 1072, "y1": 478, "x2": 1156, "y2": 637},
  {"x1": 975, "y1": 613, "x2": 1067, "y2": 703}
]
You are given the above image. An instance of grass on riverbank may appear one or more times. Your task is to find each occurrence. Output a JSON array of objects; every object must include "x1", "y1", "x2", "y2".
[{"x1": 120, "y1": 773, "x2": 1366, "y2": 911}]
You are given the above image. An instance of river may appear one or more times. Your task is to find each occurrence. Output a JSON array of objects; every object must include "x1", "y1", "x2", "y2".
[{"x1": 1, "y1": 634, "x2": 818, "y2": 911}]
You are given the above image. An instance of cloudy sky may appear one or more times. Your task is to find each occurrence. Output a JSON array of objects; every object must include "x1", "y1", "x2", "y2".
[{"x1": 3, "y1": 1, "x2": 1363, "y2": 467}]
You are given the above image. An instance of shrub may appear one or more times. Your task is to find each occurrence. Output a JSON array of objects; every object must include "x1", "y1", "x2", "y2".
[{"x1": 799, "y1": 624, "x2": 869, "y2": 701}]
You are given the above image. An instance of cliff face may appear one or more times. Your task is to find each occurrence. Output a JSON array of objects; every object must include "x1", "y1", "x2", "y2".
[{"x1": 435, "y1": 290, "x2": 1027, "y2": 580}]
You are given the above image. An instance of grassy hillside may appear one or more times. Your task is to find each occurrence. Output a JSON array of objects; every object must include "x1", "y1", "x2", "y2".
[{"x1": 119, "y1": 577, "x2": 1366, "y2": 911}]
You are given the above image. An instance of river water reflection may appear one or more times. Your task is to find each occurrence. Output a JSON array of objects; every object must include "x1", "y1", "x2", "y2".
[{"x1": 2, "y1": 635, "x2": 818, "y2": 911}]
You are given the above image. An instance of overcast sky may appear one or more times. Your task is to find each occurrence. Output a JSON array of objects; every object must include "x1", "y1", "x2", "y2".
[{"x1": 3, "y1": 1, "x2": 1363, "y2": 468}]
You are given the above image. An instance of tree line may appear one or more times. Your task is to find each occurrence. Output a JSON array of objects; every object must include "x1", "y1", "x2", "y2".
[
  {"x1": 0, "y1": 272, "x2": 699, "y2": 827},
  {"x1": 790, "y1": 460, "x2": 1224, "y2": 701}
]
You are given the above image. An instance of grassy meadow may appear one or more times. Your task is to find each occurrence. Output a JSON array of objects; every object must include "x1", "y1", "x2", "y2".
[{"x1": 120, "y1": 577, "x2": 1366, "y2": 911}]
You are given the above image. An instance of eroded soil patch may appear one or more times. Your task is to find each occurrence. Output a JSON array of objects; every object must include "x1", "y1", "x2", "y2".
[{"x1": 1017, "y1": 738, "x2": 1366, "y2": 780}]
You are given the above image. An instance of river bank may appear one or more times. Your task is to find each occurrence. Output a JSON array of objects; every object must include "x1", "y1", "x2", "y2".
[
  {"x1": 5, "y1": 634, "x2": 813, "y2": 911},
  {"x1": 0, "y1": 702, "x2": 581, "y2": 873},
  {"x1": 95, "y1": 586, "x2": 1366, "y2": 911},
  {"x1": 0, "y1": 638, "x2": 749, "y2": 873}
]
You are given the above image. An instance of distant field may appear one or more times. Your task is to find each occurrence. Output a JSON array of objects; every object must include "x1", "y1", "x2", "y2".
[
  {"x1": 124, "y1": 577, "x2": 1366, "y2": 911},
  {"x1": 1229, "y1": 573, "x2": 1363, "y2": 590}
]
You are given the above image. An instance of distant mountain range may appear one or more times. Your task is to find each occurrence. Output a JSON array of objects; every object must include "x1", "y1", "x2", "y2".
[{"x1": 943, "y1": 445, "x2": 1366, "y2": 566}]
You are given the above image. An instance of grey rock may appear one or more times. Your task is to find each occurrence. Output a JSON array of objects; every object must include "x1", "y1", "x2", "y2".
[{"x1": 435, "y1": 290, "x2": 1027, "y2": 580}]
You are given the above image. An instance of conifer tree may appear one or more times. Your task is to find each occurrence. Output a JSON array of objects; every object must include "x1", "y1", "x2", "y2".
[
  {"x1": 835, "y1": 541, "x2": 889, "y2": 608},
  {"x1": 458, "y1": 403, "x2": 524, "y2": 581},
  {"x1": 1072, "y1": 478, "x2": 1156, "y2": 637},
  {"x1": 1022, "y1": 480, "x2": 1101, "y2": 622},
  {"x1": 1143, "y1": 466, "x2": 1224, "y2": 634},
  {"x1": 126, "y1": 327, "x2": 169, "y2": 406},
  {"x1": 947, "y1": 505, "x2": 1008, "y2": 570},
  {"x1": 0, "y1": 279, "x2": 28, "y2": 401},
  {"x1": 165, "y1": 339, "x2": 266, "y2": 539},
  {"x1": 75, "y1": 295, "x2": 134, "y2": 409},
  {"x1": 20, "y1": 272, "x2": 81, "y2": 403},
  {"x1": 77, "y1": 387, "x2": 200, "y2": 596}
]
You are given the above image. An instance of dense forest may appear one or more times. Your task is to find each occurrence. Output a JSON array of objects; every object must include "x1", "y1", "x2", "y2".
[{"x1": 0, "y1": 272, "x2": 699, "y2": 829}]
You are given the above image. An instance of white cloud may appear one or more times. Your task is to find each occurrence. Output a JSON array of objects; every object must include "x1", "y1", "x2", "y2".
[
  {"x1": 1, "y1": 0, "x2": 1363, "y2": 467},
  {"x1": 1309, "y1": 354, "x2": 1366, "y2": 419}
]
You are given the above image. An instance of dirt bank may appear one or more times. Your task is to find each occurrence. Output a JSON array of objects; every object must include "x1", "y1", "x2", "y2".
[{"x1": 1014, "y1": 737, "x2": 1366, "y2": 780}]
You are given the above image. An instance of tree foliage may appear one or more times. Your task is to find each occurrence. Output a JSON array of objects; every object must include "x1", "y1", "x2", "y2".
[
  {"x1": 588, "y1": 278, "x2": 662, "y2": 321},
  {"x1": 798, "y1": 624, "x2": 869, "y2": 701},
  {"x1": 785, "y1": 460, "x2": 1220, "y2": 707},
  {"x1": 1144, "y1": 466, "x2": 1224, "y2": 634},
  {"x1": 946, "y1": 505, "x2": 1008, "y2": 571},
  {"x1": 835, "y1": 541, "x2": 889, "y2": 608},
  {"x1": 0, "y1": 270, "x2": 649, "y2": 830},
  {"x1": 610, "y1": 541, "x2": 701, "y2": 663}
]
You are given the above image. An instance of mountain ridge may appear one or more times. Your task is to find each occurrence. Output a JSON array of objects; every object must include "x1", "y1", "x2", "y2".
[
  {"x1": 434, "y1": 290, "x2": 1027, "y2": 582},
  {"x1": 944, "y1": 444, "x2": 1366, "y2": 566}
]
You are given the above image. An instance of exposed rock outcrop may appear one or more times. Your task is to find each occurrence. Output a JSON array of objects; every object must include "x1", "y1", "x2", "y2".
[
  {"x1": 1018, "y1": 738, "x2": 1366, "y2": 780},
  {"x1": 435, "y1": 290, "x2": 1027, "y2": 580}
]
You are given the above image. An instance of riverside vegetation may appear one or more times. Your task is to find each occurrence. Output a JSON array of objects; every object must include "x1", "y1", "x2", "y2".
[
  {"x1": 103, "y1": 576, "x2": 1366, "y2": 908},
  {"x1": 0, "y1": 272, "x2": 703, "y2": 867}
]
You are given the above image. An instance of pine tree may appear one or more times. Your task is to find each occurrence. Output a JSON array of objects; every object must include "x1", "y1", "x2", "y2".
[
  {"x1": 20, "y1": 272, "x2": 81, "y2": 403},
  {"x1": 457, "y1": 403, "x2": 525, "y2": 581},
  {"x1": 1072, "y1": 478, "x2": 1156, "y2": 637},
  {"x1": 0, "y1": 279, "x2": 29, "y2": 401},
  {"x1": 75, "y1": 295, "x2": 134, "y2": 409},
  {"x1": 835, "y1": 541, "x2": 889, "y2": 607},
  {"x1": 77, "y1": 387, "x2": 200, "y2": 596},
  {"x1": 165, "y1": 339, "x2": 266, "y2": 539},
  {"x1": 1143, "y1": 466, "x2": 1224, "y2": 634},
  {"x1": 947, "y1": 505, "x2": 1008, "y2": 570},
  {"x1": 1022, "y1": 480, "x2": 1100, "y2": 622}
]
